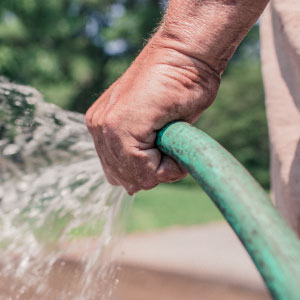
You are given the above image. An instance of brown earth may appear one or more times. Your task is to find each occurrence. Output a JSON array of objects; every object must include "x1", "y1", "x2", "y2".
[
  {"x1": 112, "y1": 264, "x2": 270, "y2": 300},
  {"x1": 0, "y1": 259, "x2": 270, "y2": 300}
]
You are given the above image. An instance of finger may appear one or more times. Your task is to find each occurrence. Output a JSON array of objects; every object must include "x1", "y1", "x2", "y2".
[
  {"x1": 90, "y1": 126, "x2": 121, "y2": 186},
  {"x1": 91, "y1": 112, "x2": 126, "y2": 185},
  {"x1": 123, "y1": 183, "x2": 139, "y2": 195},
  {"x1": 85, "y1": 82, "x2": 118, "y2": 131},
  {"x1": 98, "y1": 123, "x2": 145, "y2": 189},
  {"x1": 130, "y1": 148, "x2": 161, "y2": 187},
  {"x1": 104, "y1": 168, "x2": 120, "y2": 186},
  {"x1": 95, "y1": 142, "x2": 121, "y2": 186},
  {"x1": 86, "y1": 99, "x2": 103, "y2": 133},
  {"x1": 156, "y1": 155, "x2": 188, "y2": 183},
  {"x1": 104, "y1": 169, "x2": 138, "y2": 195}
]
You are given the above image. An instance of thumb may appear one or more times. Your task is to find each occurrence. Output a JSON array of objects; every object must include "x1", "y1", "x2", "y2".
[{"x1": 156, "y1": 155, "x2": 188, "y2": 183}]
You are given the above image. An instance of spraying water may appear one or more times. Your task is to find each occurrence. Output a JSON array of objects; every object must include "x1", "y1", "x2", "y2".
[{"x1": 0, "y1": 78, "x2": 132, "y2": 300}]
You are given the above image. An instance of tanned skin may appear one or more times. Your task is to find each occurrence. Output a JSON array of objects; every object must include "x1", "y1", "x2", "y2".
[{"x1": 86, "y1": 0, "x2": 269, "y2": 194}]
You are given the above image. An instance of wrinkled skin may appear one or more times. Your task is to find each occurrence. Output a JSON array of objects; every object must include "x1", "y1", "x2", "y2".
[
  {"x1": 86, "y1": 37, "x2": 220, "y2": 194},
  {"x1": 86, "y1": 0, "x2": 269, "y2": 194}
]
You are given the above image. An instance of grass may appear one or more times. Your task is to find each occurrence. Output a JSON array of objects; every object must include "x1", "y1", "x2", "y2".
[
  {"x1": 126, "y1": 183, "x2": 223, "y2": 232},
  {"x1": 32, "y1": 183, "x2": 224, "y2": 240}
]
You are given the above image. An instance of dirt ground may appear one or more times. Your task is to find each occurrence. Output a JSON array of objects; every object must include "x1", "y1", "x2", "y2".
[
  {"x1": 112, "y1": 265, "x2": 271, "y2": 300},
  {"x1": 0, "y1": 226, "x2": 272, "y2": 300},
  {"x1": 0, "y1": 260, "x2": 270, "y2": 300}
]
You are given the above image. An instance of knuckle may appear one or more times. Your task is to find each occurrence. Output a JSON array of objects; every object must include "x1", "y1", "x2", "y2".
[
  {"x1": 101, "y1": 119, "x2": 110, "y2": 134},
  {"x1": 91, "y1": 112, "x2": 102, "y2": 130},
  {"x1": 101, "y1": 112, "x2": 120, "y2": 134},
  {"x1": 132, "y1": 170, "x2": 158, "y2": 190},
  {"x1": 126, "y1": 184, "x2": 139, "y2": 195},
  {"x1": 157, "y1": 167, "x2": 168, "y2": 179},
  {"x1": 133, "y1": 152, "x2": 149, "y2": 166},
  {"x1": 103, "y1": 112, "x2": 119, "y2": 129},
  {"x1": 85, "y1": 108, "x2": 94, "y2": 131}
]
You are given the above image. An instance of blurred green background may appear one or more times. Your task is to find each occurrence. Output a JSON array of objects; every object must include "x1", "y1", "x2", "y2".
[{"x1": 0, "y1": 0, "x2": 269, "y2": 232}]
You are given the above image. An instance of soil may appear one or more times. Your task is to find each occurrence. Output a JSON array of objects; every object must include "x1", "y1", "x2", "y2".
[
  {"x1": 112, "y1": 264, "x2": 271, "y2": 300},
  {"x1": 0, "y1": 258, "x2": 271, "y2": 300}
]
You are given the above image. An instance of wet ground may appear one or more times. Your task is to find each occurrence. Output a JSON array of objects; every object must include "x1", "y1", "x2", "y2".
[{"x1": 0, "y1": 223, "x2": 272, "y2": 299}]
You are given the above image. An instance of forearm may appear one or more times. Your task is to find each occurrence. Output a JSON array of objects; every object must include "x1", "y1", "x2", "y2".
[{"x1": 154, "y1": 0, "x2": 269, "y2": 74}]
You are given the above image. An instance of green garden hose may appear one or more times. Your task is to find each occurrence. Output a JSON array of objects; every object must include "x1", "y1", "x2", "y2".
[{"x1": 157, "y1": 121, "x2": 300, "y2": 300}]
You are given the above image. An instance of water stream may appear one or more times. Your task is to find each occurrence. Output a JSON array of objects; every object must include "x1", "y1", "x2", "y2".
[{"x1": 0, "y1": 78, "x2": 132, "y2": 300}]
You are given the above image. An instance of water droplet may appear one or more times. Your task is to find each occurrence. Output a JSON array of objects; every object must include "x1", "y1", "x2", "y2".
[
  {"x1": 0, "y1": 82, "x2": 132, "y2": 299},
  {"x1": 3, "y1": 144, "x2": 20, "y2": 156}
]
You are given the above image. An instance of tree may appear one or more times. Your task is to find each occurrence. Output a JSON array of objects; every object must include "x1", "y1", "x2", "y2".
[
  {"x1": 0, "y1": 2, "x2": 269, "y2": 187},
  {"x1": 0, "y1": 0, "x2": 161, "y2": 111}
]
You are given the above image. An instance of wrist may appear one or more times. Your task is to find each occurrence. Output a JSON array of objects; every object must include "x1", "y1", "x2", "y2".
[
  {"x1": 146, "y1": 33, "x2": 221, "y2": 92},
  {"x1": 152, "y1": 27, "x2": 223, "y2": 77},
  {"x1": 137, "y1": 36, "x2": 221, "y2": 120}
]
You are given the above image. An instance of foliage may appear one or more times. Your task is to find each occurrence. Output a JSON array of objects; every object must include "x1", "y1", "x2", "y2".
[
  {"x1": 127, "y1": 183, "x2": 223, "y2": 232},
  {"x1": 177, "y1": 26, "x2": 269, "y2": 188},
  {"x1": 0, "y1": 0, "x2": 161, "y2": 111},
  {"x1": 195, "y1": 58, "x2": 269, "y2": 188},
  {"x1": 0, "y1": 1, "x2": 269, "y2": 187}
]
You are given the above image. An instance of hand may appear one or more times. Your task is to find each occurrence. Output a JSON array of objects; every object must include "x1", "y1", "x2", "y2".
[{"x1": 86, "y1": 35, "x2": 220, "y2": 194}]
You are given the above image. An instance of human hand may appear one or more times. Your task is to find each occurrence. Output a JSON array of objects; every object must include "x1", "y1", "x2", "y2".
[
  {"x1": 86, "y1": 0, "x2": 268, "y2": 194},
  {"x1": 86, "y1": 35, "x2": 220, "y2": 194}
]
